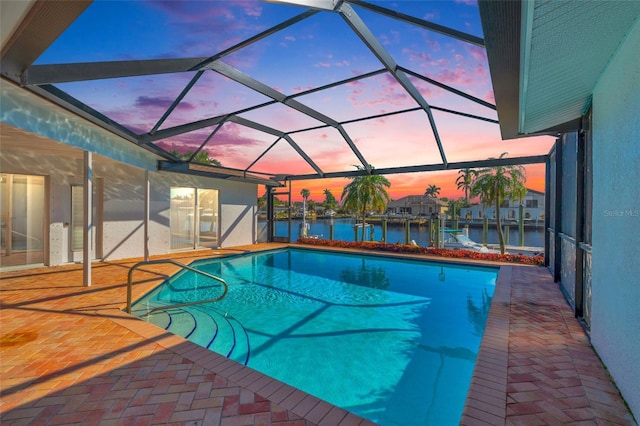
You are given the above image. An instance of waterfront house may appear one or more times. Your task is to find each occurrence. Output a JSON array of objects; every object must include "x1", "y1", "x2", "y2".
[
  {"x1": 460, "y1": 188, "x2": 545, "y2": 223},
  {"x1": 386, "y1": 195, "x2": 447, "y2": 218}
]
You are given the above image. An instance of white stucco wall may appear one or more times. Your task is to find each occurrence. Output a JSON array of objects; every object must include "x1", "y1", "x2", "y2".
[
  {"x1": 1, "y1": 146, "x2": 259, "y2": 264},
  {"x1": 590, "y1": 20, "x2": 640, "y2": 419},
  {"x1": 1, "y1": 81, "x2": 260, "y2": 266}
]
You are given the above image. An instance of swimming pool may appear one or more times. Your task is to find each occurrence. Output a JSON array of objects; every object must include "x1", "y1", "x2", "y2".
[{"x1": 131, "y1": 248, "x2": 497, "y2": 425}]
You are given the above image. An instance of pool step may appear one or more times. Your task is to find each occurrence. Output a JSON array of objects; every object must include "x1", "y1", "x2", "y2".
[
  {"x1": 204, "y1": 308, "x2": 250, "y2": 365},
  {"x1": 130, "y1": 302, "x2": 172, "y2": 329},
  {"x1": 129, "y1": 302, "x2": 250, "y2": 365}
]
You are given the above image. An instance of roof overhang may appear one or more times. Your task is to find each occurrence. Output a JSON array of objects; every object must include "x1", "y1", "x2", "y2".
[
  {"x1": 479, "y1": 0, "x2": 640, "y2": 139},
  {"x1": 158, "y1": 161, "x2": 283, "y2": 187}
]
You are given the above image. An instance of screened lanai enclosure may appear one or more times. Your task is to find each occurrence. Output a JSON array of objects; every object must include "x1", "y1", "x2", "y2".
[
  {"x1": 3, "y1": 0, "x2": 640, "y2": 420},
  {"x1": 2, "y1": 0, "x2": 553, "y2": 185}
]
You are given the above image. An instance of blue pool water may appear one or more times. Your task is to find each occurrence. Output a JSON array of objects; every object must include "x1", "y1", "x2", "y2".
[{"x1": 132, "y1": 248, "x2": 497, "y2": 425}]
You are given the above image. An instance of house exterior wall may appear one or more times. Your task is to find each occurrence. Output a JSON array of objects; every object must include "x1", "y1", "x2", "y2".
[
  {"x1": 150, "y1": 172, "x2": 258, "y2": 252},
  {"x1": 0, "y1": 144, "x2": 258, "y2": 265},
  {"x1": 1, "y1": 81, "x2": 258, "y2": 266},
  {"x1": 386, "y1": 195, "x2": 444, "y2": 217},
  {"x1": 459, "y1": 191, "x2": 545, "y2": 222},
  {"x1": 590, "y1": 20, "x2": 640, "y2": 418}
]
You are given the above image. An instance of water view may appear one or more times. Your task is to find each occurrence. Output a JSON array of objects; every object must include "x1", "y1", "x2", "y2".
[{"x1": 259, "y1": 217, "x2": 545, "y2": 249}]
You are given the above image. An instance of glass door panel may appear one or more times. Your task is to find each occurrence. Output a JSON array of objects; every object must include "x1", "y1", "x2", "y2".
[
  {"x1": 1, "y1": 174, "x2": 45, "y2": 269},
  {"x1": 170, "y1": 187, "x2": 195, "y2": 250}
]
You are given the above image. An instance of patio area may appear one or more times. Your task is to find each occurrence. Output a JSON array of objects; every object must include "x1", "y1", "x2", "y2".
[{"x1": 0, "y1": 244, "x2": 635, "y2": 425}]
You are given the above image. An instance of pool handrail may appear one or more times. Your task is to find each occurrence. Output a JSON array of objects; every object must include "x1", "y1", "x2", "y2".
[{"x1": 126, "y1": 259, "x2": 228, "y2": 314}]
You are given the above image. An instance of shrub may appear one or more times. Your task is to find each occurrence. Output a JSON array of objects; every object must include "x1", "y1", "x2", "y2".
[{"x1": 296, "y1": 238, "x2": 544, "y2": 266}]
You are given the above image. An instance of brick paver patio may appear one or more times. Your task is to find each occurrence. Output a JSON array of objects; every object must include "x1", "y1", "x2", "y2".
[{"x1": 1, "y1": 244, "x2": 636, "y2": 425}]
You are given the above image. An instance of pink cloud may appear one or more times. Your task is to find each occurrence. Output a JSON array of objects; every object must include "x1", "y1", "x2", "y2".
[
  {"x1": 292, "y1": 85, "x2": 314, "y2": 93},
  {"x1": 379, "y1": 34, "x2": 391, "y2": 46},
  {"x1": 146, "y1": 1, "x2": 266, "y2": 57},
  {"x1": 134, "y1": 96, "x2": 195, "y2": 111},
  {"x1": 484, "y1": 90, "x2": 495, "y2": 104},
  {"x1": 467, "y1": 46, "x2": 487, "y2": 62},
  {"x1": 241, "y1": 3, "x2": 262, "y2": 17},
  {"x1": 434, "y1": 68, "x2": 474, "y2": 87},
  {"x1": 343, "y1": 74, "x2": 416, "y2": 110},
  {"x1": 425, "y1": 39, "x2": 441, "y2": 51},
  {"x1": 402, "y1": 48, "x2": 431, "y2": 63},
  {"x1": 473, "y1": 63, "x2": 488, "y2": 79}
]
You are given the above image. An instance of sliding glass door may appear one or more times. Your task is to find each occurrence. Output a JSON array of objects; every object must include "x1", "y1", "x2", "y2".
[
  {"x1": 1, "y1": 174, "x2": 45, "y2": 269},
  {"x1": 170, "y1": 187, "x2": 218, "y2": 250}
]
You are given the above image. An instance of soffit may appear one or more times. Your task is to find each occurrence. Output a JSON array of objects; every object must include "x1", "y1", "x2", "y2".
[
  {"x1": 520, "y1": 1, "x2": 640, "y2": 135},
  {"x1": 0, "y1": 123, "x2": 83, "y2": 159},
  {"x1": 480, "y1": 0, "x2": 640, "y2": 138}
]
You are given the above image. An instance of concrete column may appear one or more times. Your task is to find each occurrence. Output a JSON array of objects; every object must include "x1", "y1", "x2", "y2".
[{"x1": 144, "y1": 170, "x2": 150, "y2": 261}]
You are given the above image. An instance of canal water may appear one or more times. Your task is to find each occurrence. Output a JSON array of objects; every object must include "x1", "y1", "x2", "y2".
[{"x1": 259, "y1": 217, "x2": 545, "y2": 248}]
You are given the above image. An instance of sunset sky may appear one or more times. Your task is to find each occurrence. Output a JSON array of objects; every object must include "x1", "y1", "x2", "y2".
[{"x1": 36, "y1": 0, "x2": 554, "y2": 202}]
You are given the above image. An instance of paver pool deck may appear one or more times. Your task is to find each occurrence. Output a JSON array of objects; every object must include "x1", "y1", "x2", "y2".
[{"x1": 1, "y1": 243, "x2": 636, "y2": 425}]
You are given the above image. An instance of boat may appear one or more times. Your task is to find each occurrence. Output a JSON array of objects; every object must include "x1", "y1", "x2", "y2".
[{"x1": 440, "y1": 230, "x2": 501, "y2": 254}]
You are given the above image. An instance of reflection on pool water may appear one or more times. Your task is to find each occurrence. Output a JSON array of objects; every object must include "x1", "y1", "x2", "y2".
[{"x1": 132, "y1": 248, "x2": 497, "y2": 425}]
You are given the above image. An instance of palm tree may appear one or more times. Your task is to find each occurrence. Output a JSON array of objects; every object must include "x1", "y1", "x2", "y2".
[
  {"x1": 307, "y1": 200, "x2": 317, "y2": 216},
  {"x1": 323, "y1": 188, "x2": 337, "y2": 211},
  {"x1": 300, "y1": 188, "x2": 310, "y2": 237},
  {"x1": 448, "y1": 198, "x2": 463, "y2": 222},
  {"x1": 424, "y1": 184, "x2": 441, "y2": 198},
  {"x1": 300, "y1": 188, "x2": 310, "y2": 201},
  {"x1": 470, "y1": 153, "x2": 526, "y2": 254},
  {"x1": 341, "y1": 165, "x2": 391, "y2": 241},
  {"x1": 456, "y1": 168, "x2": 477, "y2": 207}
]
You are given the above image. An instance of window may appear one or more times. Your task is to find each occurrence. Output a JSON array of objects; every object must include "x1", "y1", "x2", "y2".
[{"x1": 526, "y1": 199, "x2": 539, "y2": 208}]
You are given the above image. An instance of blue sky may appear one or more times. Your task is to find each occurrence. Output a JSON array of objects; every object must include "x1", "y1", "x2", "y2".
[{"x1": 36, "y1": 0, "x2": 553, "y2": 200}]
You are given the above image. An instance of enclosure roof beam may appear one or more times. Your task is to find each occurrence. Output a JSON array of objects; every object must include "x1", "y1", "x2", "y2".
[
  {"x1": 339, "y1": 3, "x2": 447, "y2": 167},
  {"x1": 347, "y1": 0, "x2": 485, "y2": 47},
  {"x1": 283, "y1": 154, "x2": 548, "y2": 180}
]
